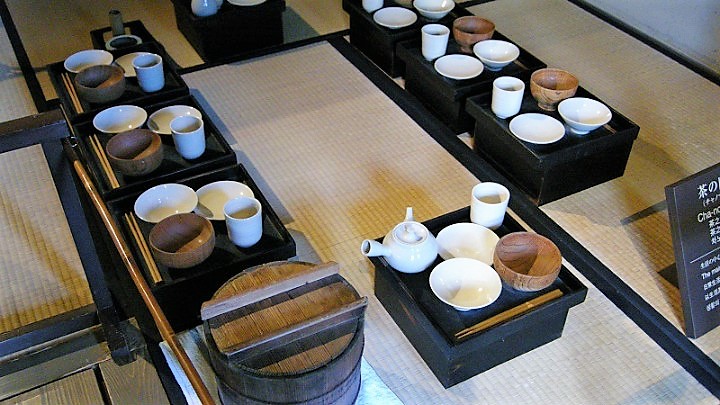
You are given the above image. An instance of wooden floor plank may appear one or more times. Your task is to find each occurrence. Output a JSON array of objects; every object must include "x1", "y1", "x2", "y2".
[
  {"x1": 99, "y1": 349, "x2": 170, "y2": 405},
  {"x1": 0, "y1": 369, "x2": 103, "y2": 405}
]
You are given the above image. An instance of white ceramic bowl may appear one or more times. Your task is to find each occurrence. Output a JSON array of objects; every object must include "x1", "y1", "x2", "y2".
[
  {"x1": 436, "y1": 222, "x2": 499, "y2": 265},
  {"x1": 558, "y1": 97, "x2": 612, "y2": 135},
  {"x1": 429, "y1": 257, "x2": 502, "y2": 311},
  {"x1": 148, "y1": 105, "x2": 203, "y2": 135},
  {"x1": 93, "y1": 105, "x2": 147, "y2": 134},
  {"x1": 64, "y1": 49, "x2": 114, "y2": 74},
  {"x1": 434, "y1": 54, "x2": 484, "y2": 80},
  {"x1": 373, "y1": 7, "x2": 418, "y2": 29},
  {"x1": 472, "y1": 39, "x2": 520, "y2": 71},
  {"x1": 413, "y1": 0, "x2": 454, "y2": 20},
  {"x1": 134, "y1": 183, "x2": 199, "y2": 223},
  {"x1": 509, "y1": 113, "x2": 565, "y2": 144},
  {"x1": 196, "y1": 181, "x2": 255, "y2": 221}
]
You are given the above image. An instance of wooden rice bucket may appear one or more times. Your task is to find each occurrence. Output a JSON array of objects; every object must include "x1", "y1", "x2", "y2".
[{"x1": 201, "y1": 261, "x2": 367, "y2": 405}]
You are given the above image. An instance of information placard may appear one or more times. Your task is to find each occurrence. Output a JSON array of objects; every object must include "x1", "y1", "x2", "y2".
[{"x1": 665, "y1": 162, "x2": 720, "y2": 338}]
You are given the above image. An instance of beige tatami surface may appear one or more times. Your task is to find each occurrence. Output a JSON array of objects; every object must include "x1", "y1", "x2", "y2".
[
  {"x1": 183, "y1": 41, "x2": 715, "y2": 404},
  {"x1": 468, "y1": 0, "x2": 720, "y2": 358},
  {"x1": 0, "y1": 0, "x2": 718, "y2": 403}
]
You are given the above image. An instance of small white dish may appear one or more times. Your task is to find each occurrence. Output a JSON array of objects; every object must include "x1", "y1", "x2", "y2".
[
  {"x1": 509, "y1": 113, "x2": 565, "y2": 144},
  {"x1": 134, "y1": 183, "x2": 198, "y2": 223},
  {"x1": 373, "y1": 7, "x2": 418, "y2": 29},
  {"x1": 64, "y1": 49, "x2": 113, "y2": 74},
  {"x1": 148, "y1": 105, "x2": 203, "y2": 135},
  {"x1": 195, "y1": 181, "x2": 254, "y2": 221},
  {"x1": 429, "y1": 257, "x2": 502, "y2": 311},
  {"x1": 413, "y1": 0, "x2": 454, "y2": 20},
  {"x1": 558, "y1": 97, "x2": 612, "y2": 135},
  {"x1": 472, "y1": 39, "x2": 520, "y2": 71},
  {"x1": 436, "y1": 223, "x2": 499, "y2": 265},
  {"x1": 114, "y1": 52, "x2": 152, "y2": 77},
  {"x1": 434, "y1": 54, "x2": 484, "y2": 80},
  {"x1": 228, "y1": 0, "x2": 266, "y2": 5},
  {"x1": 105, "y1": 34, "x2": 143, "y2": 51},
  {"x1": 93, "y1": 105, "x2": 147, "y2": 134}
]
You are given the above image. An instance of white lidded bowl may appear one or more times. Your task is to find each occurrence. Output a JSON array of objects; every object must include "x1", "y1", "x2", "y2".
[
  {"x1": 148, "y1": 105, "x2": 203, "y2": 135},
  {"x1": 413, "y1": 0, "x2": 455, "y2": 20},
  {"x1": 93, "y1": 105, "x2": 147, "y2": 134},
  {"x1": 472, "y1": 39, "x2": 520, "y2": 71},
  {"x1": 64, "y1": 49, "x2": 113, "y2": 73},
  {"x1": 436, "y1": 222, "x2": 499, "y2": 265},
  {"x1": 196, "y1": 181, "x2": 255, "y2": 221},
  {"x1": 429, "y1": 257, "x2": 502, "y2": 311},
  {"x1": 134, "y1": 183, "x2": 198, "y2": 223},
  {"x1": 558, "y1": 97, "x2": 612, "y2": 135}
]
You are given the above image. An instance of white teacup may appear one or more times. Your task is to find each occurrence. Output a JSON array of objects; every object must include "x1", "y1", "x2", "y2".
[
  {"x1": 170, "y1": 115, "x2": 206, "y2": 160},
  {"x1": 469, "y1": 182, "x2": 510, "y2": 230},
  {"x1": 133, "y1": 53, "x2": 164, "y2": 93},
  {"x1": 362, "y1": 0, "x2": 383, "y2": 13},
  {"x1": 491, "y1": 76, "x2": 525, "y2": 119},
  {"x1": 224, "y1": 196, "x2": 263, "y2": 248},
  {"x1": 421, "y1": 24, "x2": 450, "y2": 62}
]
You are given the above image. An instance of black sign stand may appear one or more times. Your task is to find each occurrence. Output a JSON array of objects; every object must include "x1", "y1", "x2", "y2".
[{"x1": 665, "y1": 162, "x2": 720, "y2": 338}]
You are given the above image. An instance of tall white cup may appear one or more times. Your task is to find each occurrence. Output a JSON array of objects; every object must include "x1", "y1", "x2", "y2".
[
  {"x1": 491, "y1": 76, "x2": 525, "y2": 119},
  {"x1": 421, "y1": 24, "x2": 450, "y2": 62},
  {"x1": 133, "y1": 53, "x2": 164, "y2": 93},
  {"x1": 224, "y1": 196, "x2": 263, "y2": 248},
  {"x1": 362, "y1": 0, "x2": 383, "y2": 13},
  {"x1": 470, "y1": 182, "x2": 510, "y2": 230},
  {"x1": 170, "y1": 115, "x2": 206, "y2": 160}
]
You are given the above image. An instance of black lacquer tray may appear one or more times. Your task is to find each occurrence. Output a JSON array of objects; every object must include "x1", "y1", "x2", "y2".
[
  {"x1": 48, "y1": 41, "x2": 189, "y2": 124},
  {"x1": 466, "y1": 86, "x2": 640, "y2": 204},
  {"x1": 371, "y1": 206, "x2": 587, "y2": 387},
  {"x1": 396, "y1": 33, "x2": 546, "y2": 133},
  {"x1": 103, "y1": 163, "x2": 296, "y2": 335},
  {"x1": 342, "y1": 0, "x2": 472, "y2": 77},
  {"x1": 72, "y1": 94, "x2": 236, "y2": 200}
]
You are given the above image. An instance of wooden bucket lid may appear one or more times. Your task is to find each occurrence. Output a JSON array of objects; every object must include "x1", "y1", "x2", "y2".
[{"x1": 202, "y1": 261, "x2": 367, "y2": 376}]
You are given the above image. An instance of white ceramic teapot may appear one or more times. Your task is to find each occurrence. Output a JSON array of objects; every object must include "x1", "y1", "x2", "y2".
[{"x1": 361, "y1": 207, "x2": 438, "y2": 273}]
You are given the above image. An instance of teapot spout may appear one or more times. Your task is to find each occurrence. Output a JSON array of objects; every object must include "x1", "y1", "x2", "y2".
[
  {"x1": 404, "y1": 207, "x2": 414, "y2": 222},
  {"x1": 361, "y1": 239, "x2": 391, "y2": 258}
]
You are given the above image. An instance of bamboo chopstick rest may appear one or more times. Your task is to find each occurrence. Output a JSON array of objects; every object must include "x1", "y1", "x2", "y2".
[{"x1": 455, "y1": 289, "x2": 563, "y2": 340}]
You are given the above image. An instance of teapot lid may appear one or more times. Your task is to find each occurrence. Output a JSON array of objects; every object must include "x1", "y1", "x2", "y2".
[{"x1": 393, "y1": 222, "x2": 428, "y2": 244}]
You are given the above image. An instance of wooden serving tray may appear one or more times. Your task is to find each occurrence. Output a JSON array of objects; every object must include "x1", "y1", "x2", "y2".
[
  {"x1": 371, "y1": 206, "x2": 587, "y2": 387},
  {"x1": 466, "y1": 86, "x2": 640, "y2": 204},
  {"x1": 396, "y1": 32, "x2": 546, "y2": 133},
  {"x1": 72, "y1": 94, "x2": 235, "y2": 200},
  {"x1": 48, "y1": 41, "x2": 189, "y2": 124},
  {"x1": 101, "y1": 163, "x2": 296, "y2": 336}
]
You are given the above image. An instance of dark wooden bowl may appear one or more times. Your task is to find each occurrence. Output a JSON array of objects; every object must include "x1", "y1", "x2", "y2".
[
  {"x1": 74, "y1": 64, "x2": 126, "y2": 104},
  {"x1": 493, "y1": 232, "x2": 562, "y2": 292},
  {"x1": 106, "y1": 128, "x2": 163, "y2": 176},
  {"x1": 149, "y1": 213, "x2": 215, "y2": 269},
  {"x1": 452, "y1": 16, "x2": 495, "y2": 54},
  {"x1": 530, "y1": 68, "x2": 579, "y2": 111}
]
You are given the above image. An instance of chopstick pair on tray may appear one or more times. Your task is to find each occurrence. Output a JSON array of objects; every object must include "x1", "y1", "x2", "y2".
[
  {"x1": 454, "y1": 288, "x2": 563, "y2": 340},
  {"x1": 87, "y1": 134, "x2": 120, "y2": 189},
  {"x1": 60, "y1": 71, "x2": 84, "y2": 114},
  {"x1": 123, "y1": 212, "x2": 163, "y2": 285}
]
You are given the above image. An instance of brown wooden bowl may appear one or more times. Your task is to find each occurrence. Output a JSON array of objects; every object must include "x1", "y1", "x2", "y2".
[
  {"x1": 74, "y1": 64, "x2": 126, "y2": 104},
  {"x1": 149, "y1": 213, "x2": 215, "y2": 269},
  {"x1": 452, "y1": 16, "x2": 495, "y2": 54},
  {"x1": 530, "y1": 68, "x2": 579, "y2": 111},
  {"x1": 493, "y1": 232, "x2": 562, "y2": 292},
  {"x1": 105, "y1": 128, "x2": 163, "y2": 176}
]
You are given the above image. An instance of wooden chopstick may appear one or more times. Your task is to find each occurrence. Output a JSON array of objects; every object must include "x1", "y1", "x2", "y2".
[
  {"x1": 88, "y1": 134, "x2": 120, "y2": 189},
  {"x1": 124, "y1": 213, "x2": 163, "y2": 284},
  {"x1": 61, "y1": 72, "x2": 84, "y2": 114},
  {"x1": 455, "y1": 289, "x2": 564, "y2": 340}
]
